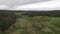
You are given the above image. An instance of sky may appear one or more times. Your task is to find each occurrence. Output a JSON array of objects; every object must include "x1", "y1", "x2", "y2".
[
  {"x1": 0, "y1": 0, "x2": 60, "y2": 10},
  {"x1": 13, "y1": 0, "x2": 60, "y2": 10},
  {"x1": 0, "y1": 0, "x2": 50, "y2": 9}
]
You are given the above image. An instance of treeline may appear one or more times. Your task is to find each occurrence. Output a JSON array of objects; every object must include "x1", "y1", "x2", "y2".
[
  {"x1": 0, "y1": 12, "x2": 18, "y2": 32},
  {"x1": 21, "y1": 10, "x2": 60, "y2": 17}
]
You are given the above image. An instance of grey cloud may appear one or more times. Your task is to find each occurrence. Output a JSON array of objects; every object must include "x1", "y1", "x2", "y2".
[
  {"x1": 0, "y1": 0, "x2": 50, "y2": 9},
  {"x1": 0, "y1": 0, "x2": 50, "y2": 6}
]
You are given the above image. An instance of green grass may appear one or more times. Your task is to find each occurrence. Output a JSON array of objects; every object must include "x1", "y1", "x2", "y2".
[{"x1": 1, "y1": 12, "x2": 60, "y2": 34}]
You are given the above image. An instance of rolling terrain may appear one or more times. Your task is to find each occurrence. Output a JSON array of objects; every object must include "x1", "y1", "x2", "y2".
[{"x1": 0, "y1": 10, "x2": 60, "y2": 34}]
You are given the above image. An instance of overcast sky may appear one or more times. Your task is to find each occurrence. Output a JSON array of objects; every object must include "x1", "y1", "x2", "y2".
[
  {"x1": 0, "y1": 0, "x2": 60, "y2": 10},
  {"x1": 0, "y1": 0, "x2": 49, "y2": 6},
  {"x1": 0, "y1": 0, "x2": 50, "y2": 9}
]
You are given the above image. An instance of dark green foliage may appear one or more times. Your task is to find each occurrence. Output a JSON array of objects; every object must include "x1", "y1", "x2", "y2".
[
  {"x1": 0, "y1": 12, "x2": 17, "y2": 32},
  {"x1": 54, "y1": 23, "x2": 60, "y2": 28},
  {"x1": 22, "y1": 10, "x2": 60, "y2": 17}
]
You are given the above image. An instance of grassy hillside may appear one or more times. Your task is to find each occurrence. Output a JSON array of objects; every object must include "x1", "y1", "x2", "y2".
[
  {"x1": 6, "y1": 15, "x2": 60, "y2": 34},
  {"x1": 0, "y1": 10, "x2": 60, "y2": 34}
]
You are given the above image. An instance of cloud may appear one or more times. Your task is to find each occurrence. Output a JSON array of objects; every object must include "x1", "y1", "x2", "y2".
[
  {"x1": 0, "y1": 5, "x2": 9, "y2": 9},
  {"x1": 0, "y1": 0, "x2": 50, "y2": 10},
  {"x1": 13, "y1": 0, "x2": 60, "y2": 10},
  {"x1": 0, "y1": 0, "x2": 49, "y2": 6}
]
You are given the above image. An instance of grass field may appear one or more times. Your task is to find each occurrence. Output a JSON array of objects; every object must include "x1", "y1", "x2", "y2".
[{"x1": 0, "y1": 10, "x2": 60, "y2": 34}]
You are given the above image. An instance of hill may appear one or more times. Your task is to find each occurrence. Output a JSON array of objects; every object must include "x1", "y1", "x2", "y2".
[{"x1": 0, "y1": 10, "x2": 60, "y2": 34}]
